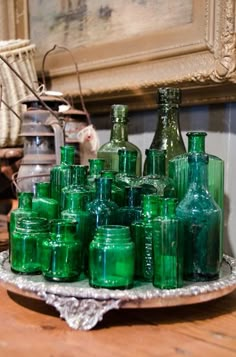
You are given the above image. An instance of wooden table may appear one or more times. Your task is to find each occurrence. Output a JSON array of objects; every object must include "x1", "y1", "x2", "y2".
[{"x1": 0, "y1": 285, "x2": 236, "y2": 356}]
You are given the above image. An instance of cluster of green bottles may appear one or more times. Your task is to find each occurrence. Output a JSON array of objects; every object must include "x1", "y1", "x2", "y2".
[{"x1": 9, "y1": 86, "x2": 224, "y2": 291}]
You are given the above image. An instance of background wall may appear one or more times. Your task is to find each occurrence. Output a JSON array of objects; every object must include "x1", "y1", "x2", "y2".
[{"x1": 93, "y1": 103, "x2": 236, "y2": 257}]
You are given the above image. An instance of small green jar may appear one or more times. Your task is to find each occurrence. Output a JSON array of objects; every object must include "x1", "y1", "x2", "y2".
[
  {"x1": 41, "y1": 219, "x2": 81, "y2": 282},
  {"x1": 89, "y1": 225, "x2": 135, "y2": 289},
  {"x1": 11, "y1": 217, "x2": 49, "y2": 274}
]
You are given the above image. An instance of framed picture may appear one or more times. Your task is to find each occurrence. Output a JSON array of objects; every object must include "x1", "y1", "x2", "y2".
[{"x1": 9, "y1": 0, "x2": 236, "y2": 112}]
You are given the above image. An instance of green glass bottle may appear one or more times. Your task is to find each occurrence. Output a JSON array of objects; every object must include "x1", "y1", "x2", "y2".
[
  {"x1": 87, "y1": 158, "x2": 105, "y2": 199},
  {"x1": 41, "y1": 219, "x2": 81, "y2": 282},
  {"x1": 61, "y1": 165, "x2": 90, "y2": 210},
  {"x1": 9, "y1": 192, "x2": 37, "y2": 261},
  {"x1": 140, "y1": 149, "x2": 176, "y2": 197},
  {"x1": 144, "y1": 87, "x2": 186, "y2": 175},
  {"x1": 50, "y1": 146, "x2": 75, "y2": 209},
  {"x1": 89, "y1": 225, "x2": 135, "y2": 289},
  {"x1": 61, "y1": 191, "x2": 91, "y2": 275},
  {"x1": 97, "y1": 104, "x2": 142, "y2": 176},
  {"x1": 116, "y1": 186, "x2": 142, "y2": 227},
  {"x1": 131, "y1": 194, "x2": 161, "y2": 281},
  {"x1": 11, "y1": 217, "x2": 49, "y2": 274},
  {"x1": 101, "y1": 170, "x2": 124, "y2": 206},
  {"x1": 176, "y1": 153, "x2": 222, "y2": 282},
  {"x1": 115, "y1": 149, "x2": 139, "y2": 189},
  {"x1": 86, "y1": 177, "x2": 118, "y2": 234},
  {"x1": 32, "y1": 182, "x2": 59, "y2": 220},
  {"x1": 152, "y1": 198, "x2": 183, "y2": 289}
]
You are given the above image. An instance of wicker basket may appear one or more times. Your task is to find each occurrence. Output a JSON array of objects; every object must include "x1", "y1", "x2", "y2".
[{"x1": 0, "y1": 39, "x2": 37, "y2": 147}]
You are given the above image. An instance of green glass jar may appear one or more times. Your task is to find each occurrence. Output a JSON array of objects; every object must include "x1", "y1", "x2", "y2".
[
  {"x1": 131, "y1": 194, "x2": 161, "y2": 281},
  {"x1": 153, "y1": 198, "x2": 183, "y2": 289},
  {"x1": 41, "y1": 219, "x2": 81, "y2": 282},
  {"x1": 61, "y1": 191, "x2": 91, "y2": 275},
  {"x1": 32, "y1": 182, "x2": 59, "y2": 220},
  {"x1": 140, "y1": 149, "x2": 176, "y2": 197},
  {"x1": 144, "y1": 87, "x2": 186, "y2": 175},
  {"x1": 11, "y1": 217, "x2": 49, "y2": 274},
  {"x1": 101, "y1": 170, "x2": 124, "y2": 206},
  {"x1": 115, "y1": 149, "x2": 139, "y2": 190},
  {"x1": 97, "y1": 104, "x2": 142, "y2": 176},
  {"x1": 61, "y1": 165, "x2": 90, "y2": 210},
  {"x1": 117, "y1": 186, "x2": 142, "y2": 227},
  {"x1": 50, "y1": 146, "x2": 75, "y2": 209},
  {"x1": 89, "y1": 225, "x2": 135, "y2": 289},
  {"x1": 176, "y1": 153, "x2": 222, "y2": 282},
  {"x1": 9, "y1": 192, "x2": 37, "y2": 262}
]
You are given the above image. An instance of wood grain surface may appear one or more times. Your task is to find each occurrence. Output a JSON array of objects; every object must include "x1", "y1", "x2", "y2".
[{"x1": 0, "y1": 286, "x2": 236, "y2": 356}]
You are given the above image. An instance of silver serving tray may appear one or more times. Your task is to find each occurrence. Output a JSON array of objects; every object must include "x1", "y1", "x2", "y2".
[{"x1": 0, "y1": 250, "x2": 236, "y2": 330}]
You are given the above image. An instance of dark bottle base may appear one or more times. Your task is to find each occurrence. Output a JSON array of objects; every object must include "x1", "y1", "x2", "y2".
[
  {"x1": 43, "y1": 274, "x2": 80, "y2": 282},
  {"x1": 89, "y1": 282, "x2": 133, "y2": 290},
  {"x1": 184, "y1": 272, "x2": 219, "y2": 282},
  {"x1": 11, "y1": 267, "x2": 41, "y2": 275}
]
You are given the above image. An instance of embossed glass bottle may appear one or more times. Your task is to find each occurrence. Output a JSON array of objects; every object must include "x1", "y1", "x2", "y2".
[
  {"x1": 50, "y1": 146, "x2": 75, "y2": 209},
  {"x1": 11, "y1": 217, "x2": 49, "y2": 274},
  {"x1": 152, "y1": 198, "x2": 183, "y2": 289},
  {"x1": 41, "y1": 219, "x2": 81, "y2": 282},
  {"x1": 97, "y1": 104, "x2": 142, "y2": 176},
  {"x1": 115, "y1": 149, "x2": 139, "y2": 189},
  {"x1": 117, "y1": 186, "x2": 142, "y2": 227},
  {"x1": 144, "y1": 87, "x2": 186, "y2": 175},
  {"x1": 131, "y1": 194, "x2": 161, "y2": 281},
  {"x1": 61, "y1": 191, "x2": 91, "y2": 275},
  {"x1": 61, "y1": 165, "x2": 90, "y2": 210},
  {"x1": 89, "y1": 225, "x2": 135, "y2": 289},
  {"x1": 32, "y1": 182, "x2": 59, "y2": 220},
  {"x1": 140, "y1": 149, "x2": 176, "y2": 197},
  {"x1": 176, "y1": 153, "x2": 222, "y2": 282}
]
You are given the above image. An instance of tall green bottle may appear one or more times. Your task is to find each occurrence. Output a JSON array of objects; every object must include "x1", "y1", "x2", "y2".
[
  {"x1": 116, "y1": 186, "x2": 142, "y2": 227},
  {"x1": 97, "y1": 104, "x2": 142, "y2": 176},
  {"x1": 152, "y1": 198, "x2": 183, "y2": 289},
  {"x1": 115, "y1": 149, "x2": 138, "y2": 189},
  {"x1": 131, "y1": 194, "x2": 161, "y2": 281},
  {"x1": 61, "y1": 191, "x2": 91, "y2": 275},
  {"x1": 139, "y1": 149, "x2": 176, "y2": 197},
  {"x1": 61, "y1": 165, "x2": 90, "y2": 210},
  {"x1": 50, "y1": 146, "x2": 75, "y2": 209},
  {"x1": 32, "y1": 182, "x2": 59, "y2": 220},
  {"x1": 176, "y1": 153, "x2": 222, "y2": 282},
  {"x1": 101, "y1": 170, "x2": 124, "y2": 206},
  {"x1": 144, "y1": 87, "x2": 186, "y2": 175}
]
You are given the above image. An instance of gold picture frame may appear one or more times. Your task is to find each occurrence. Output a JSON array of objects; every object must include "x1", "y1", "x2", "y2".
[{"x1": 10, "y1": 0, "x2": 236, "y2": 112}]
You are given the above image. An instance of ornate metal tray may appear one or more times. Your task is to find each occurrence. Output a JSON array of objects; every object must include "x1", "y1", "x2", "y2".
[{"x1": 0, "y1": 250, "x2": 236, "y2": 330}]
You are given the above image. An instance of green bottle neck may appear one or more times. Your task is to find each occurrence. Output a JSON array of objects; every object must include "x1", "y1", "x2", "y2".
[
  {"x1": 125, "y1": 187, "x2": 142, "y2": 207},
  {"x1": 18, "y1": 192, "x2": 33, "y2": 210},
  {"x1": 110, "y1": 122, "x2": 128, "y2": 142},
  {"x1": 60, "y1": 146, "x2": 75, "y2": 165},
  {"x1": 35, "y1": 182, "x2": 50, "y2": 198},
  {"x1": 95, "y1": 178, "x2": 112, "y2": 200},
  {"x1": 65, "y1": 192, "x2": 87, "y2": 211},
  {"x1": 156, "y1": 104, "x2": 181, "y2": 132},
  {"x1": 159, "y1": 198, "x2": 176, "y2": 218},
  {"x1": 188, "y1": 154, "x2": 209, "y2": 190},
  {"x1": 145, "y1": 149, "x2": 165, "y2": 175},
  {"x1": 142, "y1": 195, "x2": 160, "y2": 220},
  {"x1": 187, "y1": 132, "x2": 206, "y2": 153},
  {"x1": 89, "y1": 159, "x2": 105, "y2": 177},
  {"x1": 71, "y1": 165, "x2": 87, "y2": 185},
  {"x1": 118, "y1": 151, "x2": 137, "y2": 176}
]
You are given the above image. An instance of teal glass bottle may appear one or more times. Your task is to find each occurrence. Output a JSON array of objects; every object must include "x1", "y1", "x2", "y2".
[
  {"x1": 89, "y1": 225, "x2": 135, "y2": 289},
  {"x1": 61, "y1": 191, "x2": 91, "y2": 275},
  {"x1": 9, "y1": 192, "x2": 37, "y2": 262},
  {"x1": 116, "y1": 186, "x2": 142, "y2": 227},
  {"x1": 97, "y1": 104, "x2": 142, "y2": 176},
  {"x1": 115, "y1": 149, "x2": 139, "y2": 189},
  {"x1": 32, "y1": 182, "x2": 59, "y2": 220},
  {"x1": 131, "y1": 194, "x2": 161, "y2": 281},
  {"x1": 41, "y1": 219, "x2": 81, "y2": 282},
  {"x1": 144, "y1": 87, "x2": 186, "y2": 175},
  {"x1": 86, "y1": 177, "x2": 118, "y2": 233},
  {"x1": 61, "y1": 165, "x2": 90, "y2": 210},
  {"x1": 50, "y1": 146, "x2": 75, "y2": 209},
  {"x1": 140, "y1": 149, "x2": 176, "y2": 197},
  {"x1": 101, "y1": 170, "x2": 124, "y2": 206},
  {"x1": 11, "y1": 217, "x2": 49, "y2": 274},
  {"x1": 176, "y1": 153, "x2": 222, "y2": 282},
  {"x1": 152, "y1": 198, "x2": 183, "y2": 289}
]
